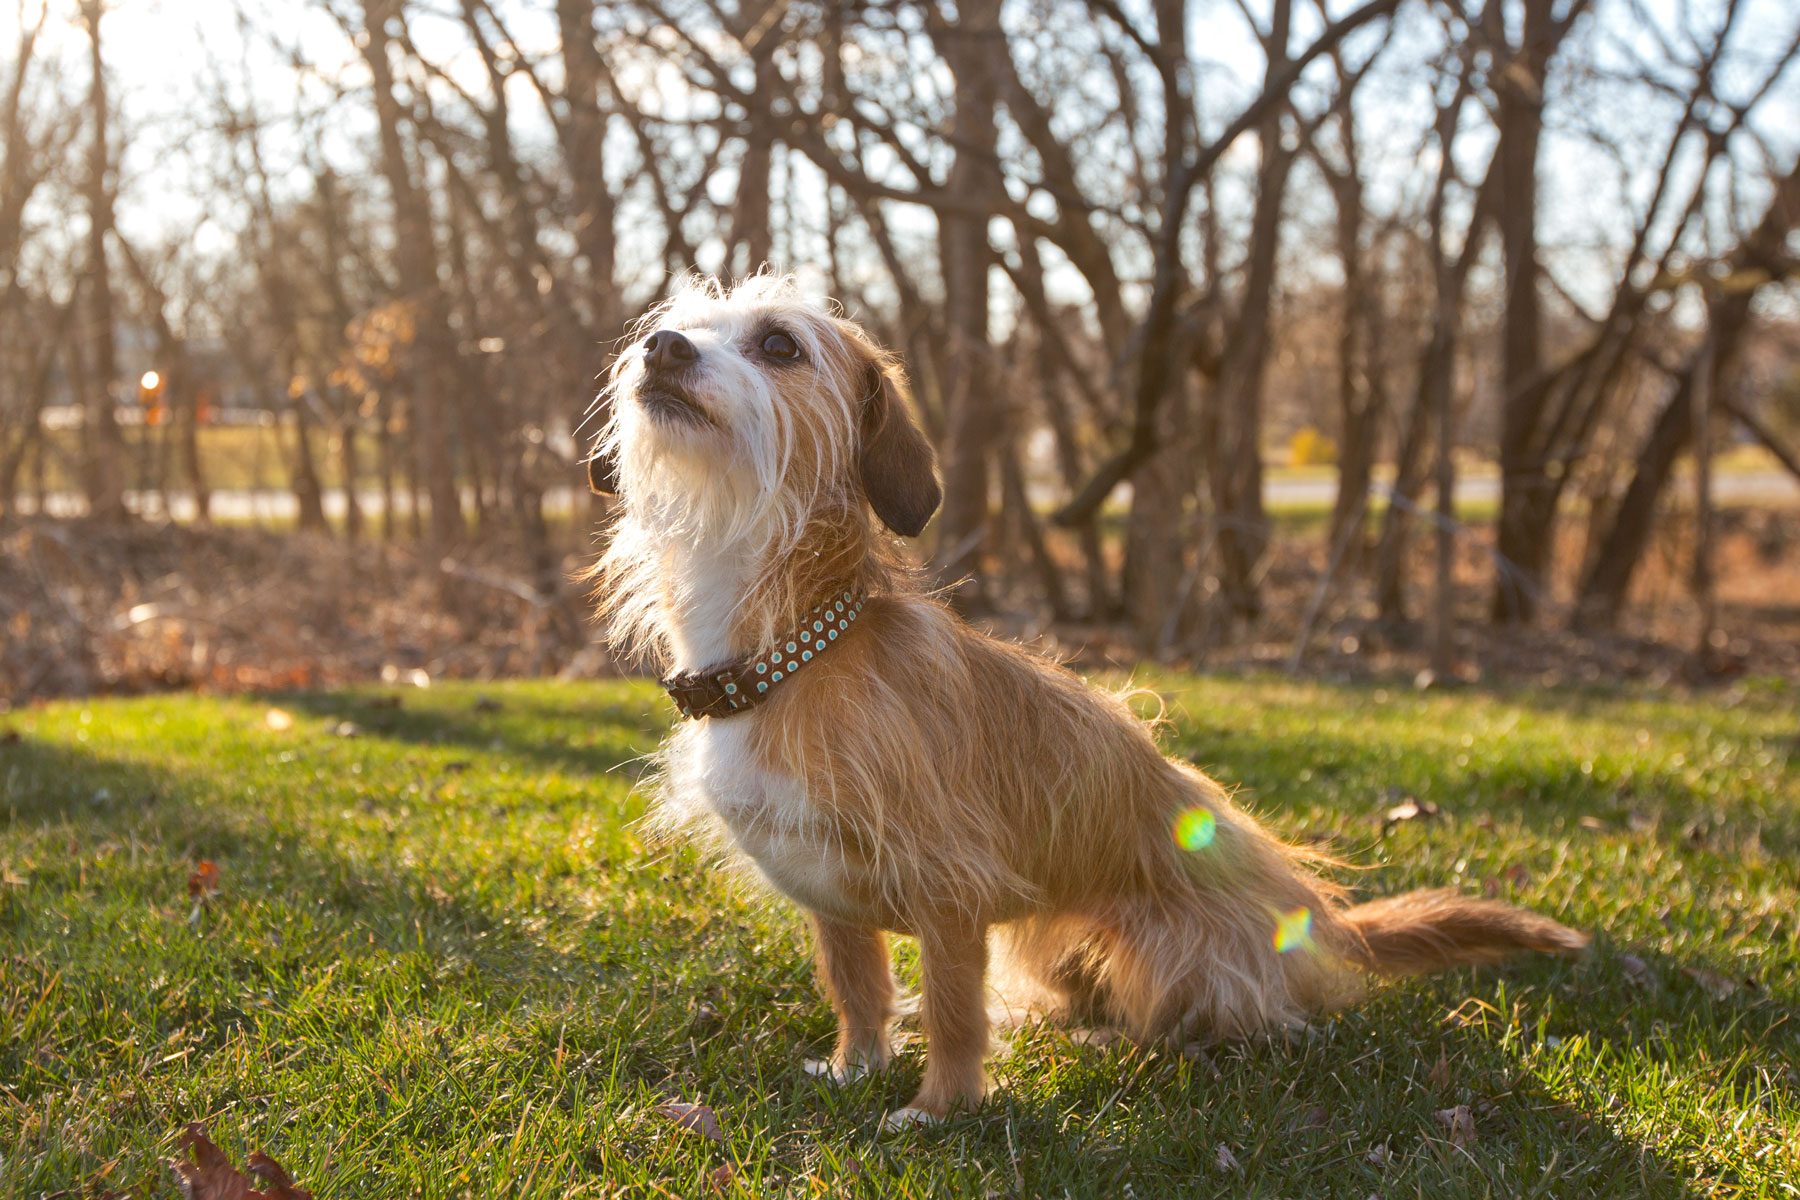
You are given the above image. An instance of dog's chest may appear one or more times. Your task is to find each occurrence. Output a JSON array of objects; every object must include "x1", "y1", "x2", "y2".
[{"x1": 668, "y1": 719, "x2": 849, "y2": 915}]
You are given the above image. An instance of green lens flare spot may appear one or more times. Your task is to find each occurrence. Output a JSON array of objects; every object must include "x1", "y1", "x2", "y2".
[
  {"x1": 1173, "y1": 807, "x2": 1217, "y2": 852},
  {"x1": 1273, "y1": 907, "x2": 1314, "y2": 954}
]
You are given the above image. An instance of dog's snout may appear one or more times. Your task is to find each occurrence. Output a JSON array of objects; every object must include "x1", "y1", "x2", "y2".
[{"x1": 642, "y1": 329, "x2": 698, "y2": 372}]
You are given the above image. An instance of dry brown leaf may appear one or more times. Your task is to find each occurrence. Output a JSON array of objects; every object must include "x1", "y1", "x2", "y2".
[
  {"x1": 1682, "y1": 966, "x2": 1741, "y2": 1000},
  {"x1": 707, "y1": 1163, "x2": 735, "y2": 1195},
  {"x1": 1213, "y1": 1143, "x2": 1241, "y2": 1173},
  {"x1": 1435, "y1": 1104, "x2": 1477, "y2": 1148},
  {"x1": 1427, "y1": 1049, "x2": 1451, "y2": 1090},
  {"x1": 654, "y1": 1101, "x2": 725, "y2": 1143},
  {"x1": 168, "y1": 1124, "x2": 312, "y2": 1200},
  {"x1": 245, "y1": 1152, "x2": 314, "y2": 1200},
  {"x1": 1366, "y1": 1142, "x2": 1393, "y2": 1167},
  {"x1": 187, "y1": 861, "x2": 221, "y2": 900},
  {"x1": 1619, "y1": 953, "x2": 1657, "y2": 988},
  {"x1": 262, "y1": 709, "x2": 293, "y2": 732}
]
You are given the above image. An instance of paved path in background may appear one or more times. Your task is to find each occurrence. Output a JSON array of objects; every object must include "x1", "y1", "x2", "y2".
[{"x1": 11, "y1": 471, "x2": 1797, "y2": 522}]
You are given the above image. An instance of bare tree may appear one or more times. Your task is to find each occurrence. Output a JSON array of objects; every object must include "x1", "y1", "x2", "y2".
[{"x1": 77, "y1": 0, "x2": 126, "y2": 522}]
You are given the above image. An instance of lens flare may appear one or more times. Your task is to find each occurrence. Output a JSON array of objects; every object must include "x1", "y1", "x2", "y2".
[
  {"x1": 1174, "y1": 806, "x2": 1217, "y2": 851},
  {"x1": 1273, "y1": 907, "x2": 1313, "y2": 954}
]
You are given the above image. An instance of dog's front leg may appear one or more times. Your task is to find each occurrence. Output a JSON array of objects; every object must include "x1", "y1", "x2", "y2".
[
  {"x1": 885, "y1": 919, "x2": 989, "y2": 1129},
  {"x1": 806, "y1": 915, "x2": 896, "y2": 1083}
]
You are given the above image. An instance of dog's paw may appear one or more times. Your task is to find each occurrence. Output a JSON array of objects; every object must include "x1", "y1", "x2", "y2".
[
  {"x1": 804, "y1": 1057, "x2": 869, "y2": 1085},
  {"x1": 880, "y1": 1105, "x2": 943, "y2": 1133}
]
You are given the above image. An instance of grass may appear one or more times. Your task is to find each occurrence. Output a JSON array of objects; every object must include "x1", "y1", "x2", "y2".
[{"x1": 1, "y1": 675, "x2": 1795, "y2": 1198}]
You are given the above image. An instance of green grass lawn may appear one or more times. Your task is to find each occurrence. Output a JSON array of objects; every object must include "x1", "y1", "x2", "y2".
[{"x1": 2, "y1": 676, "x2": 1795, "y2": 1198}]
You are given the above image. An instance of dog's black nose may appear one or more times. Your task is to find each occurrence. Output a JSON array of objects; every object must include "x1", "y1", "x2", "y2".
[{"x1": 642, "y1": 329, "x2": 697, "y2": 372}]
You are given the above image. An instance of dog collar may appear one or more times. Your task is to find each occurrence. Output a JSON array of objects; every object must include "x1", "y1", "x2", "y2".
[{"x1": 660, "y1": 586, "x2": 868, "y2": 720}]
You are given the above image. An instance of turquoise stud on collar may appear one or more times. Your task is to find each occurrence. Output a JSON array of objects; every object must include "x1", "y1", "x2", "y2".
[{"x1": 660, "y1": 585, "x2": 869, "y2": 720}]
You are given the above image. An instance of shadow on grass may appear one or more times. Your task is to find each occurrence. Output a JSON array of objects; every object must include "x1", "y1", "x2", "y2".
[
  {"x1": 2, "y1": 694, "x2": 1790, "y2": 1196},
  {"x1": 1156, "y1": 705, "x2": 1799, "y2": 862},
  {"x1": 271, "y1": 685, "x2": 671, "y2": 782}
]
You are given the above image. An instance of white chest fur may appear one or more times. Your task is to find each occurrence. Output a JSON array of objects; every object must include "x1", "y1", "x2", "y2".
[{"x1": 664, "y1": 717, "x2": 849, "y2": 916}]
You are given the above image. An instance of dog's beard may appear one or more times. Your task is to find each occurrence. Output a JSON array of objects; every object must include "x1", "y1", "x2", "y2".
[
  {"x1": 610, "y1": 362, "x2": 843, "y2": 552},
  {"x1": 633, "y1": 381, "x2": 712, "y2": 428}
]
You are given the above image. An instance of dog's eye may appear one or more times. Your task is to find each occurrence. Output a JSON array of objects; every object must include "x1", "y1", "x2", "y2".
[{"x1": 760, "y1": 330, "x2": 801, "y2": 361}]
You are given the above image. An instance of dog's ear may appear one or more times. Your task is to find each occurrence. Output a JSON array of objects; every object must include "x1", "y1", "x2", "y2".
[
  {"x1": 585, "y1": 444, "x2": 619, "y2": 496},
  {"x1": 858, "y1": 359, "x2": 940, "y2": 538}
]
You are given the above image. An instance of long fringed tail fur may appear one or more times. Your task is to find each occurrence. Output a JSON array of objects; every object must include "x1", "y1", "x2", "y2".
[{"x1": 1339, "y1": 888, "x2": 1590, "y2": 975}]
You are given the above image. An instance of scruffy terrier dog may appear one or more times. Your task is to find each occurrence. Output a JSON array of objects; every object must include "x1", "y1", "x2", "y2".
[{"x1": 585, "y1": 275, "x2": 1587, "y2": 1129}]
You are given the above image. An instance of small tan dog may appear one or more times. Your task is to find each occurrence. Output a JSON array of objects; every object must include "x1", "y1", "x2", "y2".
[{"x1": 586, "y1": 275, "x2": 1587, "y2": 1129}]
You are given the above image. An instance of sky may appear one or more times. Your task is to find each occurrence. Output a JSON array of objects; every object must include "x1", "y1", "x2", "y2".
[{"x1": 12, "y1": 0, "x2": 1799, "y2": 322}]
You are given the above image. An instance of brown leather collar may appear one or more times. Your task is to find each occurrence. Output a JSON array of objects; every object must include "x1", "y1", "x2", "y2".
[{"x1": 660, "y1": 586, "x2": 868, "y2": 720}]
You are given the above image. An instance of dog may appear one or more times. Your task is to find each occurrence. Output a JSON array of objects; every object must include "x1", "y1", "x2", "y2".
[{"x1": 584, "y1": 274, "x2": 1588, "y2": 1129}]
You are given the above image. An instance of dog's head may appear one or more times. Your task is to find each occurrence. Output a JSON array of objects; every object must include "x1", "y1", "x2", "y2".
[{"x1": 588, "y1": 276, "x2": 940, "y2": 543}]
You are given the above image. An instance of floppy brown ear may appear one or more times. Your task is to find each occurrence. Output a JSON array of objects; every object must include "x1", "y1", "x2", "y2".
[
  {"x1": 858, "y1": 360, "x2": 941, "y2": 537},
  {"x1": 586, "y1": 445, "x2": 619, "y2": 495}
]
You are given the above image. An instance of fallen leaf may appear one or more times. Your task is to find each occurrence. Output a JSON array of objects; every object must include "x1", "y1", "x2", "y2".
[
  {"x1": 245, "y1": 1152, "x2": 314, "y2": 1200},
  {"x1": 1577, "y1": 815, "x2": 1606, "y2": 831},
  {"x1": 1435, "y1": 1104, "x2": 1476, "y2": 1148},
  {"x1": 188, "y1": 861, "x2": 221, "y2": 900},
  {"x1": 1366, "y1": 1142, "x2": 1393, "y2": 1167},
  {"x1": 1427, "y1": 1049, "x2": 1451, "y2": 1090},
  {"x1": 1213, "y1": 1143, "x2": 1241, "y2": 1173},
  {"x1": 707, "y1": 1163, "x2": 735, "y2": 1195},
  {"x1": 1483, "y1": 864, "x2": 1532, "y2": 898},
  {"x1": 1298, "y1": 1104, "x2": 1330, "y2": 1129},
  {"x1": 1681, "y1": 966, "x2": 1741, "y2": 1000},
  {"x1": 168, "y1": 1124, "x2": 312, "y2": 1200},
  {"x1": 654, "y1": 1101, "x2": 725, "y2": 1143},
  {"x1": 262, "y1": 709, "x2": 293, "y2": 732}
]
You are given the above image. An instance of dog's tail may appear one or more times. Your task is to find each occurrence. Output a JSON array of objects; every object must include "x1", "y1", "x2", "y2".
[{"x1": 1339, "y1": 889, "x2": 1589, "y2": 976}]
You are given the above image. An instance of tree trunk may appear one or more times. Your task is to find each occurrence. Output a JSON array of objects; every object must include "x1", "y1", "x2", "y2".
[
  {"x1": 289, "y1": 394, "x2": 329, "y2": 532},
  {"x1": 555, "y1": 0, "x2": 618, "y2": 337},
  {"x1": 363, "y1": 0, "x2": 465, "y2": 546},
  {"x1": 728, "y1": 1, "x2": 780, "y2": 276},
  {"x1": 1209, "y1": 0, "x2": 1294, "y2": 623},
  {"x1": 1575, "y1": 157, "x2": 1800, "y2": 627},
  {"x1": 78, "y1": 0, "x2": 126, "y2": 522},
  {"x1": 338, "y1": 422, "x2": 362, "y2": 542},
  {"x1": 928, "y1": 0, "x2": 1005, "y2": 609},
  {"x1": 1491, "y1": 0, "x2": 1582, "y2": 622}
]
